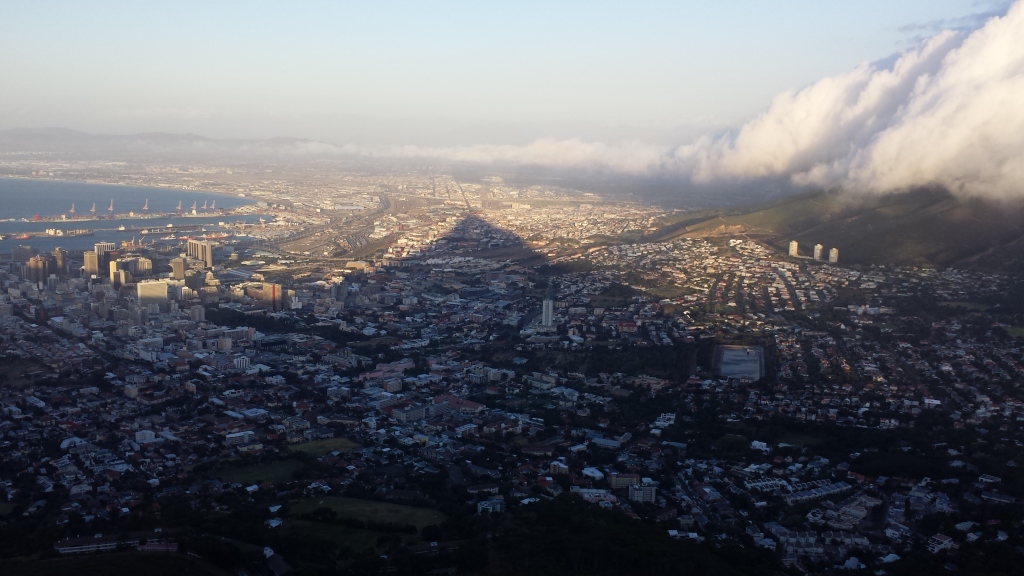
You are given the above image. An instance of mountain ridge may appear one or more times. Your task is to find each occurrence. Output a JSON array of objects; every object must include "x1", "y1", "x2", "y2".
[
  {"x1": 662, "y1": 188, "x2": 1024, "y2": 271},
  {"x1": 0, "y1": 127, "x2": 330, "y2": 157}
]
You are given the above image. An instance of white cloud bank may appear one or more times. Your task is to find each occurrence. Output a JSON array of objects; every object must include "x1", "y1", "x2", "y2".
[
  {"x1": 339, "y1": 1, "x2": 1024, "y2": 199},
  {"x1": 690, "y1": 0, "x2": 1024, "y2": 199}
]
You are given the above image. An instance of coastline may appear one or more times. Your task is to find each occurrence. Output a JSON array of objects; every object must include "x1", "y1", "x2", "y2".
[{"x1": 0, "y1": 175, "x2": 249, "y2": 201}]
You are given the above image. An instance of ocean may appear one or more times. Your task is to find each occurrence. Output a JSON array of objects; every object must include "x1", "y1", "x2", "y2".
[{"x1": 0, "y1": 178, "x2": 262, "y2": 252}]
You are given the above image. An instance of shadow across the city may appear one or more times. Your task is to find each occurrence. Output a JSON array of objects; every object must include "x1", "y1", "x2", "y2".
[
  {"x1": 381, "y1": 212, "x2": 552, "y2": 269},
  {"x1": 328, "y1": 210, "x2": 566, "y2": 336}
]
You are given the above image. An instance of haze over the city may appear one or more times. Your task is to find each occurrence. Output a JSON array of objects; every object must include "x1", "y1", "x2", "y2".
[{"x1": 3, "y1": 0, "x2": 1023, "y2": 198}]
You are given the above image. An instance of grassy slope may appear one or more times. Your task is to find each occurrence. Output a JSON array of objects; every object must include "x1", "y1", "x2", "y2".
[{"x1": 673, "y1": 188, "x2": 1024, "y2": 268}]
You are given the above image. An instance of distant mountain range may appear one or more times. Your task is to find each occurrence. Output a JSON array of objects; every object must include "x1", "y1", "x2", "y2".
[
  {"x1": 0, "y1": 127, "x2": 335, "y2": 158},
  {"x1": 663, "y1": 188, "x2": 1024, "y2": 271}
]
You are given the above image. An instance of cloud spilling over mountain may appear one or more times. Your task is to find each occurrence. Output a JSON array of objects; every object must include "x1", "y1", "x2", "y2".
[
  {"x1": 689, "y1": 0, "x2": 1024, "y2": 199},
  {"x1": 385, "y1": 1, "x2": 1023, "y2": 200},
  {"x1": 352, "y1": 2, "x2": 1024, "y2": 198}
]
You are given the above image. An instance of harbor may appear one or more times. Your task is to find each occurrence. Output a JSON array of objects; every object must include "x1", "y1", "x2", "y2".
[{"x1": 0, "y1": 179, "x2": 266, "y2": 251}]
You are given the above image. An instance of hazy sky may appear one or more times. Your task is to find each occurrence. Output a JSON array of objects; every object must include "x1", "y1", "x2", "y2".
[{"x1": 0, "y1": 0, "x2": 1012, "y2": 145}]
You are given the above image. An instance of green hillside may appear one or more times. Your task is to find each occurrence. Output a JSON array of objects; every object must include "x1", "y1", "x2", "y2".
[{"x1": 665, "y1": 188, "x2": 1024, "y2": 269}]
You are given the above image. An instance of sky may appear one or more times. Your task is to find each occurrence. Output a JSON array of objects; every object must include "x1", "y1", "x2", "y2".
[{"x1": 0, "y1": 0, "x2": 1012, "y2": 146}]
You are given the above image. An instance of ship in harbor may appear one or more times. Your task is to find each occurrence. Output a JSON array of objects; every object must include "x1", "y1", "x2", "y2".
[
  {"x1": 121, "y1": 236, "x2": 154, "y2": 249},
  {"x1": 45, "y1": 228, "x2": 94, "y2": 237},
  {"x1": 201, "y1": 231, "x2": 231, "y2": 240}
]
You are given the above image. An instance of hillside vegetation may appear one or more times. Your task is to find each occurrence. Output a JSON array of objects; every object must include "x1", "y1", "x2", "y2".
[{"x1": 662, "y1": 188, "x2": 1024, "y2": 269}]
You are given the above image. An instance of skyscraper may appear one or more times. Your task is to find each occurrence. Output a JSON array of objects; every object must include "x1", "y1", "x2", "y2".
[
  {"x1": 26, "y1": 255, "x2": 49, "y2": 283},
  {"x1": 111, "y1": 255, "x2": 153, "y2": 279},
  {"x1": 137, "y1": 280, "x2": 169, "y2": 310},
  {"x1": 83, "y1": 251, "x2": 100, "y2": 276},
  {"x1": 245, "y1": 282, "x2": 285, "y2": 311},
  {"x1": 788, "y1": 241, "x2": 798, "y2": 257},
  {"x1": 813, "y1": 244, "x2": 823, "y2": 261},
  {"x1": 186, "y1": 239, "x2": 215, "y2": 268},
  {"x1": 170, "y1": 257, "x2": 186, "y2": 280},
  {"x1": 93, "y1": 242, "x2": 117, "y2": 276},
  {"x1": 542, "y1": 299, "x2": 554, "y2": 327},
  {"x1": 109, "y1": 260, "x2": 124, "y2": 285},
  {"x1": 51, "y1": 247, "x2": 67, "y2": 276},
  {"x1": 93, "y1": 242, "x2": 116, "y2": 257},
  {"x1": 133, "y1": 257, "x2": 153, "y2": 276},
  {"x1": 828, "y1": 248, "x2": 839, "y2": 264}
]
